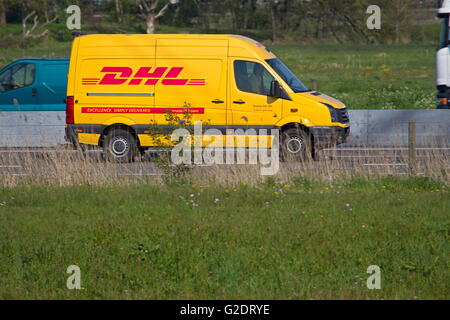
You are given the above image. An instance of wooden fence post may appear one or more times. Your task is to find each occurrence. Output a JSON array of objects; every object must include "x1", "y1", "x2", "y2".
[
  {"x1": 408, "y1": 120, "x2": 417, "y2": 175},
  {"x1": 312, "y1": 79, "x2": 318, "y2": 91}
]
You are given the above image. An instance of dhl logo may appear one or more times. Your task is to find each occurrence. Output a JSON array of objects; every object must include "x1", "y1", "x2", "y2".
[{"x1": 82, "y1": 67, "x2": 206, "y2": 86}]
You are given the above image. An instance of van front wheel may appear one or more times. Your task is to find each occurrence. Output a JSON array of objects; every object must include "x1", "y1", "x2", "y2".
[
  {"x1": 104, "y1": 129, "x2": 137, "y2": 163},
  {"x1": 281, "y1": 128, "x2": 312, "y2": 162}
]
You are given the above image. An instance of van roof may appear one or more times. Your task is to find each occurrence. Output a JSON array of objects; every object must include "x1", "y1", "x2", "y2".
[
  {"x1": 76, "y1": 34, "x2": 276, "y2": 60},
  {"x1": 78, "y1": 33, "x2": 245, "y2": 39},
  {"x1": 0, "y1": 58, "x2": 69, "y2": 71},
  {"x1": 16, "y1": 58, "x2": 69, "y2": 61}
]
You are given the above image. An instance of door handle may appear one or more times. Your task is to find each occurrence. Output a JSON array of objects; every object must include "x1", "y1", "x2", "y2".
[
  {"x1": 211, "y1": 99, "x2": 224, "y2": 104},
  {"x1": 233, "y1": 99, "x2": 246, "y2": 104},
  {"x1": 32, "y1": 88, "x2": 37, "y2": 97}
]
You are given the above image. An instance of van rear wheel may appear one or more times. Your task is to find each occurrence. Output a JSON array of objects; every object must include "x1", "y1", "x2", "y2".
[
  {"x1": 104, "y1": 129, "x2": 137, "y2": 163},
  {"x1": 281, "y1": 128, "x2": 312, "y2": 162}
]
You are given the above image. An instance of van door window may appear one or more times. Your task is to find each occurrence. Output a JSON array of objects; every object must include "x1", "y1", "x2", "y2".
[
  {"x1": 234, "y1": 60, "x2": 274, "y2": 96},
  {"x1": 5, "y1": 63, "x2": 35, "y2": 91}
]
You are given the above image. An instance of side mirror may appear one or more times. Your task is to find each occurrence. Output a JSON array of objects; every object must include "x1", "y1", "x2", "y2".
[{"x1": 270, "y1": 80, "x2": 282, "y2": 98}]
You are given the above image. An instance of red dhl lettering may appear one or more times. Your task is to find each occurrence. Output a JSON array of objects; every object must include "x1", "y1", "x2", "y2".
[{"x1": 81, "y1": 67, "x2": 206, "y2": 86}]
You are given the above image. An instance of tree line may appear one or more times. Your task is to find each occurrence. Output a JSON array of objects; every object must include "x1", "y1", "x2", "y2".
[{"x1": 0, "y1": 0, "x2": 439, "y2": 44}]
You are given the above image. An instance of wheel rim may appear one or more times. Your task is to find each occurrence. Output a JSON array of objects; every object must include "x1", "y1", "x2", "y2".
[
  {"x1": 286, "y1": 136, "x2": 303, "y2": 154},
  {"x1": 110, "y1": 137, "x2": 129, "y2": 157}
]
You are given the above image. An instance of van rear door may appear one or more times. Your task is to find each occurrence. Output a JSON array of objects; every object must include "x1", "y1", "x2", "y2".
[{"x1": 74, "y1": 40, "x2": 156, "y2": 126}]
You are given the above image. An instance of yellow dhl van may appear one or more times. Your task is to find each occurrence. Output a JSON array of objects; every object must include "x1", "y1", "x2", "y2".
[{"x1": 65, "y1": 34, "x2": 350, "y2": 162}]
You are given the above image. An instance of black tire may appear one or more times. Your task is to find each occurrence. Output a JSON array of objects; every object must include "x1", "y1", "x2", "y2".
[
  {"x1": 280, "y1": 127, "x2": 312, "y2": 162},
  {"x1": 103, "y1": 128, "x2": 137, "y2": 163}
]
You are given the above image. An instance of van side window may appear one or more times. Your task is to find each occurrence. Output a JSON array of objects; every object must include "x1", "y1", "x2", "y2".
[
  {"x1": 0, "y1": 63, "x2": 35, "y2": 92},
  {"x1": 11, "y1": 63, "x2": 35, "y2": 89},
  {"x1": 234, "y1": 60, "x2": 274, "y2": 96},
  {"x1": 0, "y1": 68, "x2": 11, "y2": 92}
]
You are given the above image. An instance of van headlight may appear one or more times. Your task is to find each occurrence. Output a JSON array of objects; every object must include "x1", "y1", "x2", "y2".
[{"x1": 321, "y1": 103, "x2": 338, "y2": 122}]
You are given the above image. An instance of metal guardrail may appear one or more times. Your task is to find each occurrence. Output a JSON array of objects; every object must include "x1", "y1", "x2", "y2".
[
  {"x1": 344, "y1": 110, "x2": 450, "y2": 147},
  {"x1": 0, "y1": 110, "x2": 449, "y2": 148}
]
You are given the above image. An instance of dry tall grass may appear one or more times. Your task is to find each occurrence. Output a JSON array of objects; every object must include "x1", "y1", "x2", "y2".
[{"x1": 0, "y1": 144, "x2": 448, "y2": 188}]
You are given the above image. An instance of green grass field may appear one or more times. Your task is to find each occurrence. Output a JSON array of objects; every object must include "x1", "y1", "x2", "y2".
[
  {"x1": 271, "y1": 44, "x2": 436, "y2": 110},
  {"x1": 0, "y1": 176, "x2": 448, "y2": 299},
  {"x1": 0, "y1": 40, "x2": 436, "y2": 110}
]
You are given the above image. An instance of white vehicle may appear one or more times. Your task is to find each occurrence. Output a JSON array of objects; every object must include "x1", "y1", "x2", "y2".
[{"x1": 437, "y1": 0, "x2": 450, "y2": 109}]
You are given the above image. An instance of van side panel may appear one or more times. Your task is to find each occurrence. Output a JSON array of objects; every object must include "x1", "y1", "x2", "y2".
[
  {"x1": 156, "y1": 38, "x2": 228, "y2": 57},
  {"x1": 75, "y1": 57, "x2": 156, "y2": 127},
  {"x1": 153, "y1": 38, "x2": 228, "y2": 129},
  {"x1": 153, "y1": 58, "x2": 228, "y2": 126},
  {"x1": 39, "y1": 63, "x2": 69, "y2": 110},
  {"x1": 73, "y1": 37, "x2": 156, "y2": 128}
]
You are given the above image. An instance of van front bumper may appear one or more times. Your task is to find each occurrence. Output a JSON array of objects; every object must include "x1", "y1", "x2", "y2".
[{"x1": 310, "y1": 126, "x2": 350, "y2": 148}]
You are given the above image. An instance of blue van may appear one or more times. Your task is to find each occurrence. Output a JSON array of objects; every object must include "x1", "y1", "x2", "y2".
[
  {"x1": 0, "y1": 58, "x2": 69, "y2": 147},
  {"x1": 0, "y1": 58, "x2": 69, "y2": 111}
]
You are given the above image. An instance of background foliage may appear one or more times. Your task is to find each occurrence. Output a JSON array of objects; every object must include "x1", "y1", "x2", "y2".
[
  {"x1": 0, "y1": 0, "x2": 441, "y2": 46},
  {"x1": 0, "y1": 1, "x2": 442, "y2": 109}
]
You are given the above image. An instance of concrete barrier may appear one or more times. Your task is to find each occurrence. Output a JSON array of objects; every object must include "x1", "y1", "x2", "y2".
[
  {"x1": 344, "y1": 110, "x2": 450, "y2": 147},
  {"x1": 0, "y1": 109, "x2": 449, "y2": 148},
  {"x1": 0, "y1": 111, "x2": 66, "y2": 147}
]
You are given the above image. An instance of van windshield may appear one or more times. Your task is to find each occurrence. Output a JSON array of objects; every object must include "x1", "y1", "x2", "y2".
[{"x1": 266, "y1": 58, "x2": 310, "y2": 93}]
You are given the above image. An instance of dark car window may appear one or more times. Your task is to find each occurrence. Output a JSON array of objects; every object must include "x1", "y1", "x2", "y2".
[
  {"x1": 0, "y1": 63, "x2": 35, "y2": 92},
  {"x1": 11, "y1": 63, "x2": 35, "y2": 89},
  {"x1": 0, "y1": 67, "x2": 11, "y2": 92},
  {"x1": 439, "y1": 17, "x2": 449, "y2": 49},
  {"x1": 266, "y1": 58, "x2": 309, "y2": 93},
  {"x1": 234, "y1": 60, "x2": 274, "y2": 96}
]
